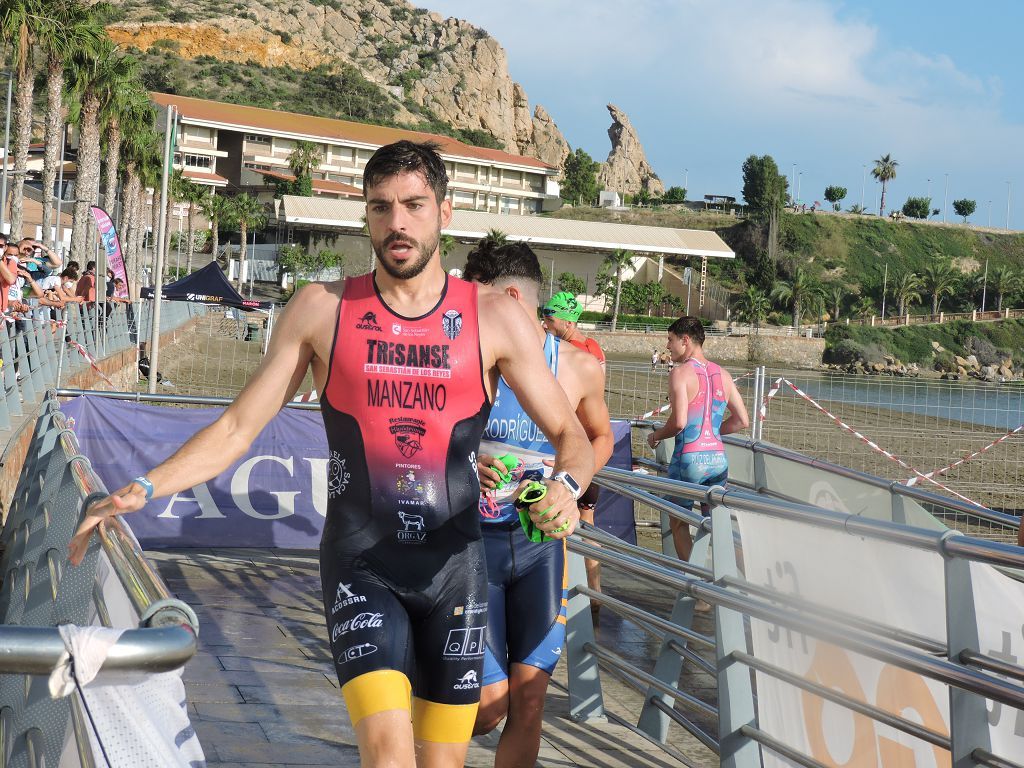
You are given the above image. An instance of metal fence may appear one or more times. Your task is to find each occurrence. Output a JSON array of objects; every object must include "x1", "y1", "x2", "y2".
[
  {"x1": 564, "y1": 452, "x2": 1024, "y2": 767},
  {"x1": 0, "y1": 395, "x2": 198, "y2": 765},
  {"x1": 607, "y1": 361, "x2": 1023, "y2": 521}
]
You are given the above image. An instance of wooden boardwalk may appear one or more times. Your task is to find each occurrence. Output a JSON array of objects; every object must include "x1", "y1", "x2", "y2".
[{"x1": 149, "y1": 544, "x2": 717, "y2": 767}]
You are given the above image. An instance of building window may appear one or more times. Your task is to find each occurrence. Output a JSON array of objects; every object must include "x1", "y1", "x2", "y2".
[
  {"x1": 184, "y1": 154, "x2": 212, "y2": 169},
  {"x1": 245, "y1": 134, "x2": 270, "y2": 144}
]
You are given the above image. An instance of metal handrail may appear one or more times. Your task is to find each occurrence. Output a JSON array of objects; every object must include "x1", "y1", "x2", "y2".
[
  {"x1": 48, "y1": 400, "x2": 199, "y2": 635},
  {"x1": 569, "y1": 539, "x2": 1024, "y2": 710},
  {"x1": 724, "y1": 434, "x2": 1021, "y2": 530},
  {"x1": 594, "y1": 464, "x2": 1024, "y2": 569},
  {"x1": 56, "y1": 387, "x2": 321, "y2": 411},
  {"x1": 0, "y1": 626, "x2": 197, "y2": 675}
]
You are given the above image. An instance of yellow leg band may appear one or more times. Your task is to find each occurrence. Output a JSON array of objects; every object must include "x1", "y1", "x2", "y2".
[
  {"x1": 342, "y1": 670, "x2": 412, "y2": 726},
  {"x1": 411, "y1": 697, "x2": 479, "y2": 743}
]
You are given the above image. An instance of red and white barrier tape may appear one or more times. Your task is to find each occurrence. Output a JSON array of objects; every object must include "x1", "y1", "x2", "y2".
[
  {"x1": 292, "y1": 388, "x2": 318, "y2": 403},
  {"x1": 906, "y1": 423, "x2": 1024, "y2": 487},
  {"x1": 759, "y1": 376, "x2": 784, "y2": 420},
  {"x1": 65, "y1": 339, "x2": 115, "y2": 387},
  {"x1": 778, "y1": 378, "x2": 984, "y2": 507}
]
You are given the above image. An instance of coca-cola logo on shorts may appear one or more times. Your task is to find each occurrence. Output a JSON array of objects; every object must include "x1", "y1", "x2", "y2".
[{"x1": 331, "y1": 612, "x2": 384, "y2": 642}]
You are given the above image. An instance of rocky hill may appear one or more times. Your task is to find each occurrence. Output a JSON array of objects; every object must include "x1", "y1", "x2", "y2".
[
  {"x1": 101, "y1": 0, "x2": 571, "y2": 166},
  {"x1": 97, "y1": 0, "x2": 665, "y2": 191}
]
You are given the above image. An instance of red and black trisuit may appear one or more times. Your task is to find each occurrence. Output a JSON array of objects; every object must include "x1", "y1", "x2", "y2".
[{"x1": 318, "y1": 272, "x2": 492, "y2": 707}]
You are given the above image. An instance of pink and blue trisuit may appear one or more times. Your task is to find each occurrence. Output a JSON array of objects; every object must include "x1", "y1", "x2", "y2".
[{"x1": 668, "y1": 359, "x2": 729, "y2": 512}]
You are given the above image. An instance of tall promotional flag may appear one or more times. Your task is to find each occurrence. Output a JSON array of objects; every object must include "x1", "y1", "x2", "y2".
[{"x1": 90, "y1": 205, "x2": 129, "y2": 298}]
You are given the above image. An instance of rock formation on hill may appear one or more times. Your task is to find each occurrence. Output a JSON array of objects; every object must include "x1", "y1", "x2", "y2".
[
  {"x1": 104, "y1": 0, "x2": 571, "y2": 168},
  {"x1": 596, "y1": 104, "x2": 665, "y2": 197}
]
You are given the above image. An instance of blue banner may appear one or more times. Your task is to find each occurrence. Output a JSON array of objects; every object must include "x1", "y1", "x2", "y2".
[{"x1": 62, "y1": 396, "x2": 635, "y2": 548}]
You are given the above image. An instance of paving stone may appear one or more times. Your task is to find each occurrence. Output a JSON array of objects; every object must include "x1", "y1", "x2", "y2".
[{"x1": 156, "y1": 547, "x2": 719, "y2": 767}]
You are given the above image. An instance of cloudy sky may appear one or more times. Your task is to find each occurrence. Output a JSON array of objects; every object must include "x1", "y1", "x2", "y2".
[{"x1": 427, "y1": 0, "x2": 1023, "y2": 227}]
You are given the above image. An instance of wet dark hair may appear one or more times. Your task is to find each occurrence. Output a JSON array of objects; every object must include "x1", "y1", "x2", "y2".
[
  {"x1": 363, "y1": 140, "x2": 448, "y2": 203},
  {"x1": 463, "y1": 239, "x2": 542, "y2": 286},
  {"x1": 667, "y1": 315, "x2": 705, "y2": 345}
]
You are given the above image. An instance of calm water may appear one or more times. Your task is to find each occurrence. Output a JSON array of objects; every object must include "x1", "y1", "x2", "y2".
[{"x1": 608, "y1": 353, "x2": 1024, "y2": 431}]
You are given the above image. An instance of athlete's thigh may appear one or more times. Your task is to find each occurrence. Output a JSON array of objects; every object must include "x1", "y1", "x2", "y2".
[
  {"x1": 481, "y1": 526, "x2": 513, "y2": 685},
  {"x1": 411, "y1": 541, "x2": 489, "y2": 705},
  {"x1": 320, "y1": 556, "x2": 413, "y2": 689},
  {"x1": 506, "y1": 535, "x2": 566, "y2": 673}
]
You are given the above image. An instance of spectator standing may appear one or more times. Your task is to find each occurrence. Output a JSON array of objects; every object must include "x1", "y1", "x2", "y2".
[
  {"x1": 76, "y1": 260, "x2": 97, "y2": 303},
  {"x1": 647, "y1": 316, "x2": 749, "y2": 561}
]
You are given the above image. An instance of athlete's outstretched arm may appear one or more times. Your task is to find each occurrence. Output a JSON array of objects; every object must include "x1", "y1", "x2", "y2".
[
  {"x1": 480, "y1": 292, "x2": 593, "y2": 536},
  {"x1": 69, "y1": 284, "x2": 331, "y2": 564},
  {"x1": 648, "y1": 366, "x2": 689, "y2": 447},
  {"x1": 719, "y1": 370, "x2": 750, "y2": 436}
]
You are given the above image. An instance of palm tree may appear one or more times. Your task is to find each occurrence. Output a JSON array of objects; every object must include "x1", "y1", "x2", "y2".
[
  {"x1": 852, "y1": 296, "x2": 875, "y2": 319},
  {"x1": 770, "y1": 266, "x2": 819, "y2": 329},
  {"x1": 287, "y1": 140, "x2": 323, "y2": 194},
  {"x1": 197, "y1": 191, "x2": 230, "y2": 263},
  {"x1": 37, "y1": 0, "x2": 102, "y2": 247},
  {"x1": 2, "y1": 0, "x2": 37, "y2": 239},
  {"x1": 228, "y1": 193, "x2": 266, "y2": 290},
  {"x1": 116, "y1": 97, "x2": 158, "y2": 289},
  {"x1": 872, "y1": 154, "x2": 898, "y2": 217},
  {"x1": 890, "y1": 270, "x2": 923, "y2": 317},
  {"x1": 605, "y1": 248, "x2": 634, "y2": 331},
  {"x1": 990, "y1": 266, "x2": 1019, "y2": 312},
  {"x1": 921, "y1": 262, "x2": 958, "y2": 315},
  {"x1": 735, "y1": 286, "x2": 770, "y2": 332},
  {"x1": 101, "y1": 71, "x2": 146, "y2": 217},
  {"x1": 480, "y1": 228, "x2": 507, "y2": 250},
  {"x1": 827, "y1": 284, "x2": 846, "y2": 321},
  {"x1": 66, "y1": 39, "x2": 135, "y2": 264},
  {"x1": 181, "y1": 178, "x2": 205, "y2": 273}
]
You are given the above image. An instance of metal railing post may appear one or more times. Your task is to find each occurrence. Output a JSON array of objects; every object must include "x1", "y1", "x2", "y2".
[
  {"x1": 565, "y1": 547, "x2": 605, "y2": 722},
  {"x1": 20, "y1": 324, "x2": 44, "y2": 402},
  {"x1": 0, "y1": 326, "x2": 23, "y2": 417},
  {"x1": 944, "y1": 533, "x2": 992, "y2": 765},
  {"x1": 636, "y1": 530, "x2": 711, "y2": 742},
  {"x1": 710, "y1": 499, "x2": 759, "y2": 767}
]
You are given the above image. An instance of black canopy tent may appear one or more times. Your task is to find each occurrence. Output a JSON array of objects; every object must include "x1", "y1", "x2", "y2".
[{"x1": 140, "y1": 262, "x2": 273, "y2": 311}]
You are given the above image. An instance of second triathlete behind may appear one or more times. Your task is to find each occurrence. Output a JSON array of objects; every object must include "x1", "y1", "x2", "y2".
[{"x1": 467, "y1": 242, "x2": 613, "y2": 768}]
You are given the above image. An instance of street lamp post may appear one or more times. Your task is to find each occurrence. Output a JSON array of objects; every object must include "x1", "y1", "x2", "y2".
[
  {"x1": 797, "y1": 172, "x2": 802, "y2": 204},
  {"x1": 791, "y1": 163, "x2": 796, "y2": 205},
  {"x1": 927, "y1": 178, "x2": 931, "y2": 199},
  {"x1": 860, "y1": 164, "x2": 866, "y2": 209},
  {"x1": 1006, "y1": 182, "x2": 1012, "y2": 231},
  {"x1": 684, "y1": 168, "x2": 688, "y2": 191},
  {"x1": 942, "y1": 173, "x2": 949, "y2": 222}
]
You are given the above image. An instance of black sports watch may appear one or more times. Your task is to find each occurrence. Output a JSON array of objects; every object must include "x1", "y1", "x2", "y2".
[{"x1": 551, "y1": 471, "x2": 582, "y2": 501}]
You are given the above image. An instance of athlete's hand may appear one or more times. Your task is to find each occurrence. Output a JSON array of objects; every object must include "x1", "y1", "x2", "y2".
[
  {"x1": 68, "y1": 482, "x2": 148, "y2": 566},
  {"x1": 532, "y1": 480, "x2": 580, "y2": 539},
  {"x1": 646, "y1": 430, "x2": 660, "y2": 449},
  {"x1": 477, "y1": 453, "x2": 503, "y2": 491}
]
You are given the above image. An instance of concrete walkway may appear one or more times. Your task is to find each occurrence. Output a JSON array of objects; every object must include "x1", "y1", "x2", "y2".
[{"x1": 148, "y1": 546, "x2": 717, "y2": 767}]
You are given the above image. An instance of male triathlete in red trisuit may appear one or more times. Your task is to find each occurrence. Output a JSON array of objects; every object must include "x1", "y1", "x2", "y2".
[
  {"x1": 542, "y1": 291, "x2": 607, "y2": 600},
  {"x1": 70, "y1": 141, "x2": 594, "y2": 768}
]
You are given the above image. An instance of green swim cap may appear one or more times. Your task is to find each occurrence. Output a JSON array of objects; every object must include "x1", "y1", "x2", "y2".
[{"x1": 543, "y1": 291, "x2": 581, "y2": 322}]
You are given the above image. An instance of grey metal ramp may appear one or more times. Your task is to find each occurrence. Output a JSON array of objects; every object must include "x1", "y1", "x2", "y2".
[{"x1": 147, "y1": 547, "x2": 715, "y2": 767}]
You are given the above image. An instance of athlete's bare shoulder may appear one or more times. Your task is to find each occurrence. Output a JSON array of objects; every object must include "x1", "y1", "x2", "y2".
[
  {"x1": 555, "y1": 340, "x2": 604, "y2": 407},
  {"x1": 476, "y1": 287, "x2": 534, "y2": 364}
]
